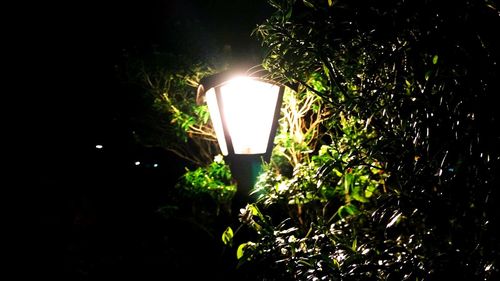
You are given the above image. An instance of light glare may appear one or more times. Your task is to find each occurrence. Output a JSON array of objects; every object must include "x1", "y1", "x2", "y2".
[{"x1": 219, "y1": 77, "x2": 280, "y2": 154}]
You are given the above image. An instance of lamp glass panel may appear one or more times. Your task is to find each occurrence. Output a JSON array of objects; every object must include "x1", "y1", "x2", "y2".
[
  {"x1": 220, "y1": 77, "x2": 280, "y2": 154},
  {"x1": 206, "y1": 88, "x2": 229, "y2": 155}
]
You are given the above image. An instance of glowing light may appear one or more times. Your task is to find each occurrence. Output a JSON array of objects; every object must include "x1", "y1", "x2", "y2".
[
  {"x1": 134, "y1": 161, "x2": 141, "y2": 166},
  {"x1": 206, "y1": 88, "x2": 228, "y2": 155},
  {"x1": 206, "y1": 76, "x2": 281, "y2": 155},
  {"x1": 95, "y1": 144, "x2": 103, "y2": 149},
  {"x1": 153, "y1": 163, "x2": 159, "y2": 168}
]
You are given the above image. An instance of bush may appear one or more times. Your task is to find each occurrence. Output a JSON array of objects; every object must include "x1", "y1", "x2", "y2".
[{"x1": 231, "y1": 0, "x2": 500, "y2": 280}]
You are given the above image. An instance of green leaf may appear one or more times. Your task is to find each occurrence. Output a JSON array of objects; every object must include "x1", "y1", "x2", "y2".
[
  {"x1": 344, "y1": 172, "x2": 353, "y2": 194},
  {"x1": 237, "y1": 243, "x2": 247, "y2": 259},
  {"x1": 248, "y1": 204, "x2": 264, "y2": 220},
  {"x1": 387, "y1": 212, "x2": 402, "y2": 228},
  {"x1": 285, "y1": 7, "x2": 293, "y2": 19},
  {"x1": 432, "y1": 54, "x2": 439, "y2": 65},
  {"x1": 425, "y1": 70, "x2": 431, "y2": 81},
  {"x1": 252, "y1": 221, "x2": 262, "y2": 231},
  {"x1": 352, "y1": 237, "x2": 357, "y2": 251},
  {"x1": 352, "y1": 188, "x2": 369, "y2": 203},
  {"x1": 365, "y1": 184, "x2": 377, "y2": 198},
  {"x1": 337, "y1": 203, "x2": 359, "y2": 218},
  {"x1": 303, "y1": 0, "x2": 315, "y2": 9},
  {"x1": 222, "y1": 227, "x2": 233, "y2": 246},
  {"x1": 333, "y1": 168, "x2": 343, "y2": 177},
  {"x1": 322, "y1": 63, "x2": 330, "y2": 78}
]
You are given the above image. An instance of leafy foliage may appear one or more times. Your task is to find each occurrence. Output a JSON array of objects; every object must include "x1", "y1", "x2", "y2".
[
  {"x1": 121, "y1": 51, "x2": 227, "y2": 166},
  {"x1": 230, "y1": 0, "x2": 500, "y2": 280},
  {"x1": 140, "y1": 59, "x2": 220, "y2": 165},
  {"x1": 177, "y1": 155, "x2": 237, "y2": 213}
]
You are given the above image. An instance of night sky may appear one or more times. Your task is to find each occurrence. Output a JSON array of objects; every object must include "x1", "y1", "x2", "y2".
[{"x1": 21, "y1": 1, "x2": 273, "y2": 280}]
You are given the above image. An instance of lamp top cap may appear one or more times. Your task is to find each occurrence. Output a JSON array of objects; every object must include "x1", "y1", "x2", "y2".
[
  {"x1": 197, "y1": 65, "x2": 286, "y2": 105},
  {"x1": 199, "y1": 66, "x2": 277, "y2": 90}
]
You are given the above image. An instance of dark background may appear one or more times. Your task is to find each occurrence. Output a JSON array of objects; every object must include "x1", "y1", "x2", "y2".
[{"x1": 20, "y1": 1, "x2": 273, "y2": 279}]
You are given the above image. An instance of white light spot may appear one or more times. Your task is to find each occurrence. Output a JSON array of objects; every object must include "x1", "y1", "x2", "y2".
[
  {"x1": 153, "y1": 163, "x2": 158, "y2": 168},
  {"x1": 216, "y1": 76, "x2": 280, "y2": 155},
  {"x1": 135, "y1": 161, "x2": 141, "y2": 166},
  {"x1": 214, "y1": 154, "x2": 224, "y2": 163},
  {"x1": 95, "y1": 144, "x2": 103, "y2": 149}
]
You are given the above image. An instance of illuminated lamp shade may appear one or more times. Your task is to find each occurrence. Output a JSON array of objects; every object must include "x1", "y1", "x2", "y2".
[{"x1": 199, "y1": 73, "x2": 284, "y2": 157}]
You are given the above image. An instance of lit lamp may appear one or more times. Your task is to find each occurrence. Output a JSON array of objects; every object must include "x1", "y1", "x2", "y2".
[{"x1": 197, "y1": 69, "x2": 285, "y2": 203}]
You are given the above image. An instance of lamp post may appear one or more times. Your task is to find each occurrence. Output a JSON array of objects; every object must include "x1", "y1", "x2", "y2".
[{"x1": 197, "y1": 68, "x2": 285, "y2": 207}]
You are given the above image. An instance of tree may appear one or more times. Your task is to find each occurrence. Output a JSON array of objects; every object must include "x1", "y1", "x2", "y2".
[{"x1": 230, "y1": 0, "x2": 500, "y2": 280}]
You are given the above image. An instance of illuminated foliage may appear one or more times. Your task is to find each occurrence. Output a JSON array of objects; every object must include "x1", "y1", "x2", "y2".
[
  {"x1": 177, "y1": 155, "x2": 236, "y2": 214},
  {"x1": 123, "y1": 52, "x2": 226, "y2": 166},
  {"x1": 231, "y1": 0, "x2": 500, "y2": 280}
]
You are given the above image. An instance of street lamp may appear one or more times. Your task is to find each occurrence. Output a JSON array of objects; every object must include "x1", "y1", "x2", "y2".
[
  {"x1": 198, "y1": 70, "x2": 284, "y2": 160},
  {"x1": 197, "y1": 68, "x2": 285, "y2": 203}
]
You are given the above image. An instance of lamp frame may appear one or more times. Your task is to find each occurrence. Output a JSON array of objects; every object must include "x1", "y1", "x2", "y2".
[{"x1": 198, "y1": 69, "x2": 285, "y2": 162}]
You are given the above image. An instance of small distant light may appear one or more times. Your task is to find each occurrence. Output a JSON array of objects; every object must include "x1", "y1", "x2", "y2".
[
  {"x1": 135, "y1": 161, "x2": 141, "y2": 166},
  {"x1": 95, "y1": 144, "x2": 103, "y2": 149},
  {"x1": 153, "y1": 163, "x2": 159, "y2": 168}
]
